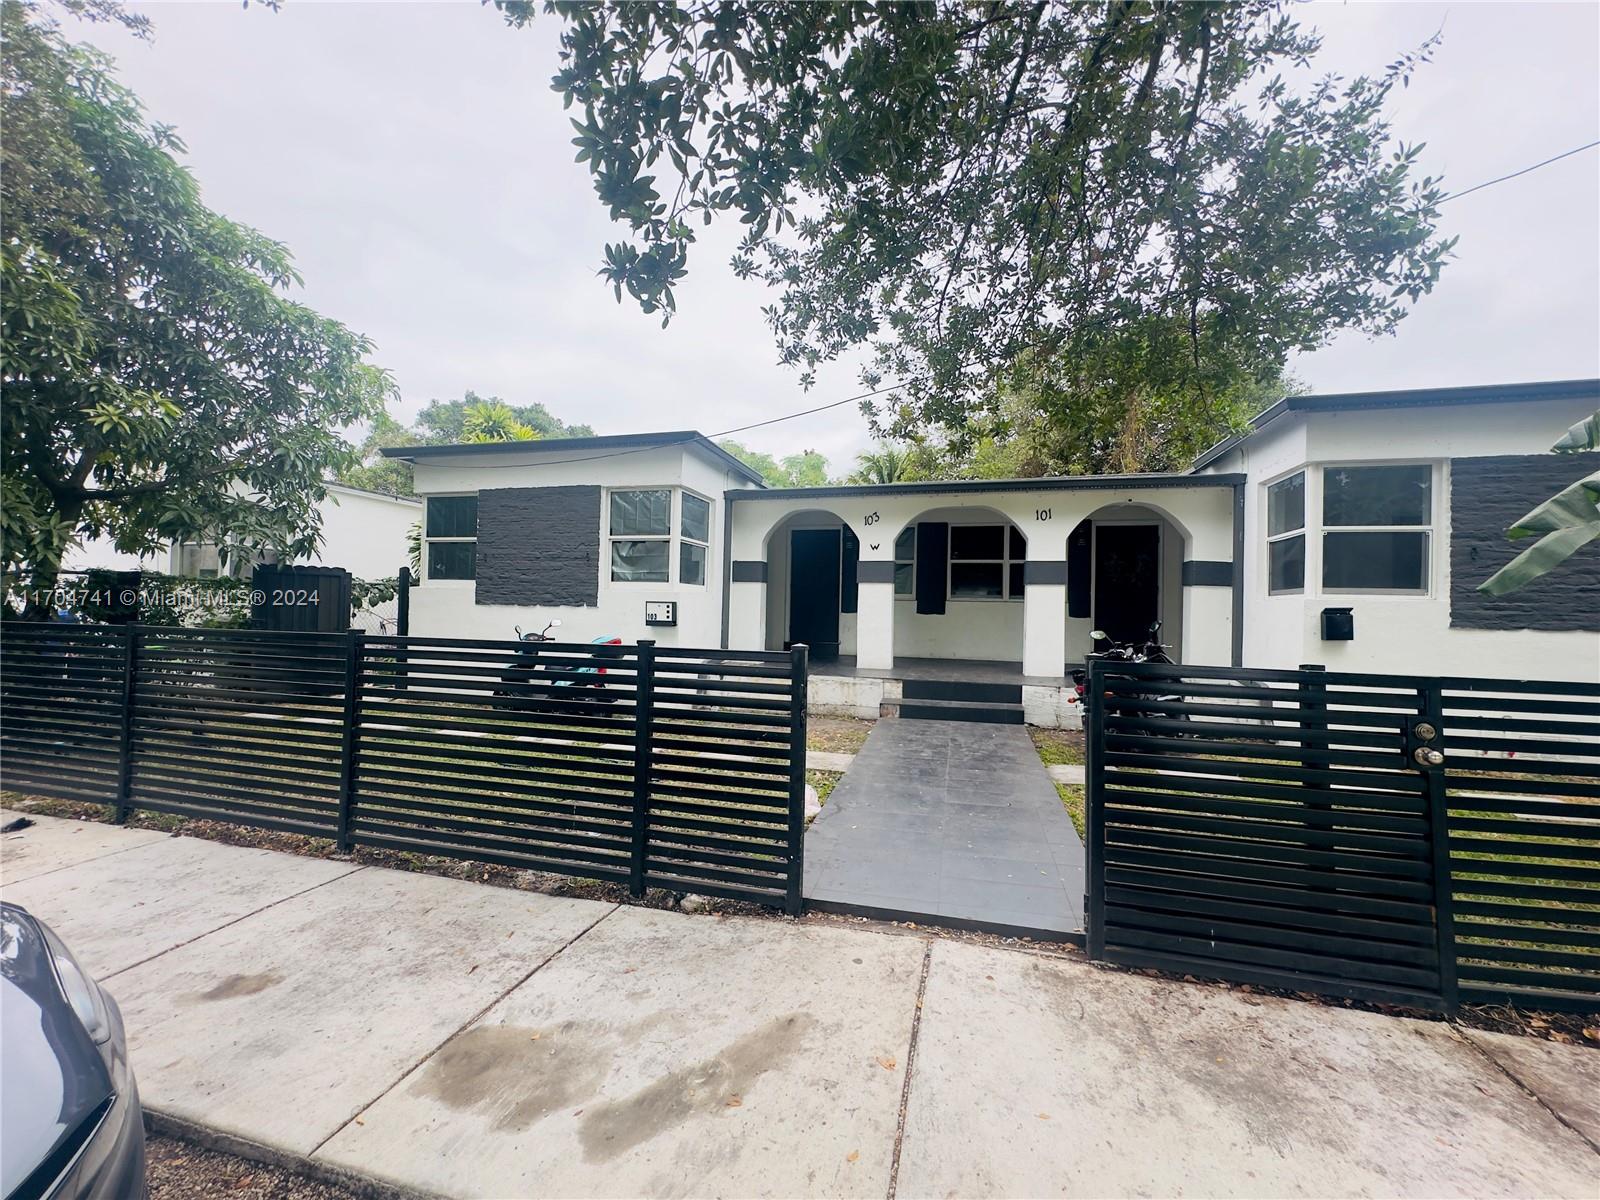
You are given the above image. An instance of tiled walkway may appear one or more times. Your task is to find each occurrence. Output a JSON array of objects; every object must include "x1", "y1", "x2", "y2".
[{"x1": 803, "y1": 719, "x2": 1085, "y2": 938}]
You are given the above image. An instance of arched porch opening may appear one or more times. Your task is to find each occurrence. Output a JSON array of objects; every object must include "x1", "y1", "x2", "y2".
[
  {"x1": 888, "y1": 505, "x2": 1029, "y2": 667},
  {"x1": 1066, "y1": 501, "x2": 1190, "y2": 664},
  {"x1": 761, "y1": 508, "x2": 856, "y2": 660}
]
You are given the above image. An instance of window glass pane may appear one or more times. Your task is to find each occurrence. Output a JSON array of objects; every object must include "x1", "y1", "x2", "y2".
[
  {"x1": 1323, "y1": 531, "x2": 1428, "y2": 591},
  {"x1": 893, "y1": 563, "x2": 914, "y2": 596},
  {"x1": 1268, "y1": 535, "x2": 1304, "y2": 593},
  {"x1": 1009, "y1": 562, "x2": 1025, "y2": 597},
  {"x1": 950, "y1": 562, "x2": 1004, "y2": 597},
  {"x1": 1009, "y1": 526, "x2": 1027, "y2": 559},
  {"x1": 894, "y1": 527, "x2": 915, "y2": 561},
  {"x1": 681, "y1": 493, "x2": 710, "y2": 543},
  {"x1": 610, "y1": 490, "x2": 671, "y2": 536},
  {"x1": 1267, "y1": 473, "x2": 1305, "y2": 536},
  {"x1": 950, "y1": 525, "x2": 1005, "y2": 561},
  {"x1": 611, "y1": 538, "x2": 668, "y2": 582},
  {"x1": 1322, "y1": 465, "x2": 1431, "y2": 527},
  {"x1": 679, "y1": 541, "x2": 706, "y2": 586},
  {"x1": 426, "y1": 495, "x2": 478, "y2": 539},
  {"x1": 428, "y1": 541, "x2": 476, "y2": 580}
]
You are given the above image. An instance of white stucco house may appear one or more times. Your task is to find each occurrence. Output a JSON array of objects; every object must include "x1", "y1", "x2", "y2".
[
  {"x1": 66, "y1": 481, "x2": 421, "y2": 582},
  {"x1": 383, "y1": 377, "x2": 1599, "y2": 726}
]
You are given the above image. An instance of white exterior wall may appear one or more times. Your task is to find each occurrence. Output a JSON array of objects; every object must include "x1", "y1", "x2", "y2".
[
  {"x1": 62, "y1": 484, "x2": 420, "y2": 580},
  {"x1": 727, "y1": 483, "x2": 1237, "y2": 678},
  {"x1": 408, "y1": 445, "x2": 759, "y2": 649},
  {"x1": 1207, "y1": 394, "x2": 1600, "y2": 682}
]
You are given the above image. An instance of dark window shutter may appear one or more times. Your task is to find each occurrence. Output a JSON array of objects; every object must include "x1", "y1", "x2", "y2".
[
  {"x1": 915, "y1": 522, "x2": 948, "y2": 615},
  {"x1": 840, "y1": 526, "x2": 860, "y2": 613},
  {"x1": 1068, "y1": 519, "x2": 1092, "y2": 618}
]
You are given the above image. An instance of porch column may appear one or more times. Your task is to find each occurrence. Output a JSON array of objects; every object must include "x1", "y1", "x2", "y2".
[
  {"x1": 854, "y1": 541, "x2": 896, "y2": 671},
  {"x1": 1022, "y1": 560, "x2": 1068, "y2": 679}
]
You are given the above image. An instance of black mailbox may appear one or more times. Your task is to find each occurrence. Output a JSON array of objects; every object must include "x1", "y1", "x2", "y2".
[{"x1": 1321, "y1": 607, "x2": 1354, "y2": 641}]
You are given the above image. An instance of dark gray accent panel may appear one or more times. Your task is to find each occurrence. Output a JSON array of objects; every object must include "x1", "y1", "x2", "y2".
[
  {"x1": 857, "y1": 560, "x2": 897, "y2": 585},
  {"x1": 474, "y1": 485, "x2": 601, "y2": 607},
  {"x1": 1450, "y1": 452, "x2": 1600, "y2": 631},
  {"x1": 1182, "y1": 560, "x2": 1235, "y2": 587},
  {"x1": 731, "y1": 560, "x2": 768, "y2": 583},
  {"x1": 1024, "y1": 560, "x2": 1068, "y2": 585}
]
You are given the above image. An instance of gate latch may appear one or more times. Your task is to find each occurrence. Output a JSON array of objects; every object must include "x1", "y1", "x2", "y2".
[{"x1": 1412, "y1": 746, "x2": 1445, "y2": 768}]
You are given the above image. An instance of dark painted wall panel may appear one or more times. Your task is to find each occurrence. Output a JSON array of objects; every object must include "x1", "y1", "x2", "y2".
[
  {"x1": 1449, "y1": 452, "x2": 1600, "y2": 631},
  {"x1": 475, "y1": 485, "x2": 601, "y2": 607}
]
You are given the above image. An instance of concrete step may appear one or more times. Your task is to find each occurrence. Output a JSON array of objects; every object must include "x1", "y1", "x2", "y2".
[
  {"x1": 892, "y1": 697, "x2": 1026, "y2": 725},
  {"x1": 901, "y1": 678, "x2": 1023, "y2": 705}
]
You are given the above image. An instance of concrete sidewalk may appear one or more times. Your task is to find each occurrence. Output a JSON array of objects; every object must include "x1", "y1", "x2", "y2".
[{"x1": 4, "y1": 811, "x2": 1596, "y2": 1199}]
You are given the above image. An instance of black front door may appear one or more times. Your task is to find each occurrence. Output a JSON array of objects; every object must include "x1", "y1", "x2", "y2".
[
  {"x1": 1093, "y1": 525, "x2": 1160, "y2": 644},
  {"x1": 789, "y1": 528, "x2": 841, "y2": 660}
]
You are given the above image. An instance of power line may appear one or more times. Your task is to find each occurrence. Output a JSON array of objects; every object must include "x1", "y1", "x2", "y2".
[
  {"x1": 409, "y1": 380, "x2": 907, "y2": 473},
  {"x1": 405, "y1": 141, "x2": 1600, "y2": 475},
  {"x1": 1439, "y1": 140, "x2": 1600, "y2": 204}
]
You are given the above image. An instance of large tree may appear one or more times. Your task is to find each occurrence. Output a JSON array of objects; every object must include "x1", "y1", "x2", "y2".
[
  {"x1": 498, "y1": 1, "x2": 1452, "y2": 445},
  {"x1": 1, "y1": 1, "x2": 389, "y2": 582}
]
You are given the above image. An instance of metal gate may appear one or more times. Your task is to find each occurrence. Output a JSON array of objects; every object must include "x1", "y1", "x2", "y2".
[{"x1": 1084, "y1": 659, "x2": 1600, "y2": 1013}]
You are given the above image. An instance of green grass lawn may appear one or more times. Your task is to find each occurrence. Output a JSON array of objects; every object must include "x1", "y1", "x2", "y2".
[
  {"x1": 1054, "y1": 782, "x2": 1085, "y2": 838},
  {"x1": 1030, "y1": 727, "x2": 1085, "y2": 767}
]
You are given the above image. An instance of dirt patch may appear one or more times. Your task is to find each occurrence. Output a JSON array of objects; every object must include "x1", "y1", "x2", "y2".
[
  {"x1": 806, "y1": 717, "x2": 874, "y2": 755},
  {"x1": 416, "y1": 1023, "x2": 609, "y2": 1132},
  {"x1": 578, "y1": 1012, "x2": 815, "y2": 1162},
  {"x1": 196, "y1": 972, "x2": 282, "y2": 1002}
]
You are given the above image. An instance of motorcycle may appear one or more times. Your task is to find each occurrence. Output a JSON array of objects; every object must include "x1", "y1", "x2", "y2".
[
  {"x1": 495, "y1": 619, "x2": 625, "y2": 709},
  {"x1": 1070, "y1": 621, "x2": 1184, "y2": 725}
]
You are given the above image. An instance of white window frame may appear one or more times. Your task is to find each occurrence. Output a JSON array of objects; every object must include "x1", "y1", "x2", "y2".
[
  {"x1": 1264, "y1": 469, "x2": 1307, "y2": 596},
  {"x1": 422, "y1": 493, "x2": 478, "y2": 584},
  {"x1": 678, "y1": 489, "x2": 712, "y2": 588},
  {"x1": 606, "y1": 486, "x2": 714, "y2": 587},
  {"x1": 893, "y1": 526, "x2": 916, "y2": 598},
  {"x1": 1319, "y1": 461, "x2": 1435, "y2": 596},
  {"x1": 946, "y1": 522, "x2": 1026, "y2": 603}
]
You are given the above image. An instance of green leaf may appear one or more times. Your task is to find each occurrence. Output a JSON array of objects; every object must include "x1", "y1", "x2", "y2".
[
  {"x1": 1551, "y1": 410, "x2": 1600, "y2": 453},
  {"x1": 1477, "y1": 521, "x2": 1600, "y2": 596}
]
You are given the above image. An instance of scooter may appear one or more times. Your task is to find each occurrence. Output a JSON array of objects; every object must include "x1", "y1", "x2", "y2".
[{"x1": 496, "y1": 620, "x2": 625, "y2": 708}]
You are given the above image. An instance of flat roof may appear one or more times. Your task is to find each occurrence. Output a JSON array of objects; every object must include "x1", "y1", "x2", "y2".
[
  {"x1": 725, "y1": 471, "x2": 1244, "y2": 502},
  {"x1": 380, "y1": 430, "x2": 768, "y2": 486},
  {"x1": 1191, "y1": 377, "x2": 1599, "y2": 472}
]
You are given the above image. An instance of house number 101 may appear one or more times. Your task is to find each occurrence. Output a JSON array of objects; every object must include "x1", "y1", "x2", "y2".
[{"x1": 1036, "y1": 508, "x2": 1052, "y2": 521}]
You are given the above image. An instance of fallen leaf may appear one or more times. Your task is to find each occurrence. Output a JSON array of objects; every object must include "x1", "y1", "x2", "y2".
[
  {"x1": 530, "y1": 1033, "x2": 541, "y2": 1041},
  {"x1": 1582, "y1": 1027, "x2": 1600, "y2": 1042},
  {"x1": 1550, "y1": 1031, "x2": 1573, "y2": 1044},
  {"x1": 726, "y1": 1095, "x2": 742, "y2": 1108},
  {"x1": 354, "y1": 1116, "x2": 365, "y2": 1126},
  {"x1": 876, "y1": 1055, "x2": 896, "y2": 1070},
  {"x1": 1036, "y1": 1113, "x2": 1051, "y2": 1121},
  {"x1": 846, "y1": 1150, "x2": 859, "y2": 1164},
  {"x1": 467, "y1": 964, "x2": 479, "y2": 975}
]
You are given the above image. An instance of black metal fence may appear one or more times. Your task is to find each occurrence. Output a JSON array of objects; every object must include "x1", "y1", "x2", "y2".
[
  {"x1": 1, "y1": 624, "x2": 808, "y2": 912},
  {"x1": 1084, "y1": 659, "x2": 1600, "y2": 1013}
]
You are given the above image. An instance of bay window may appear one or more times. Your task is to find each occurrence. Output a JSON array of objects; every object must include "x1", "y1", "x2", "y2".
[
  {"x1": 608, "y1": 487, "x2": 712, "y2": 585},
  {"x1": 1321, "y1": 464, "x2": 1432, "y2": 593},
  {"x1": 1266, "y1": 472, "x2": 1305, "y2": 594}
]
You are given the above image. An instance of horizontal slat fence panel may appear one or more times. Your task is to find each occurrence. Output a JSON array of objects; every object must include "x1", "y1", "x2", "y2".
[
  {"x1": 1440, "y1": 679, "x2": 1600, "y2": 1010},
  {"x1": 1087, "y1": 661, "x2": 1446, "y2": 1009},
  {"x1": 0, "y1": 625, "x2": 806, "y2": 911},
  {"x1": 1085, "y1": 659, "x2": 1600, "y2": 1014},
  {"x1": 129, "y1": 628, "x2": 347, "y2": 836},
  {"x1": 1, "y1": 624, "x2": 127, "y2": 804}
]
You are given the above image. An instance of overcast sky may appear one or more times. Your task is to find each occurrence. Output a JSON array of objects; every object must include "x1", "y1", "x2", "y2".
[{"x1": 66, "y1": 1, "x2": 1600, "y2": 474}]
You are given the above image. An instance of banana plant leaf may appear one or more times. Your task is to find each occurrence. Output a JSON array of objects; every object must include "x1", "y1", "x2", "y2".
[
  {"x1": 1479, "y1": 470, "x2": 1600, "y2": 595},
  {"x1": 1551, "y1": 411, "x2": 1600, "y2": 453}
]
